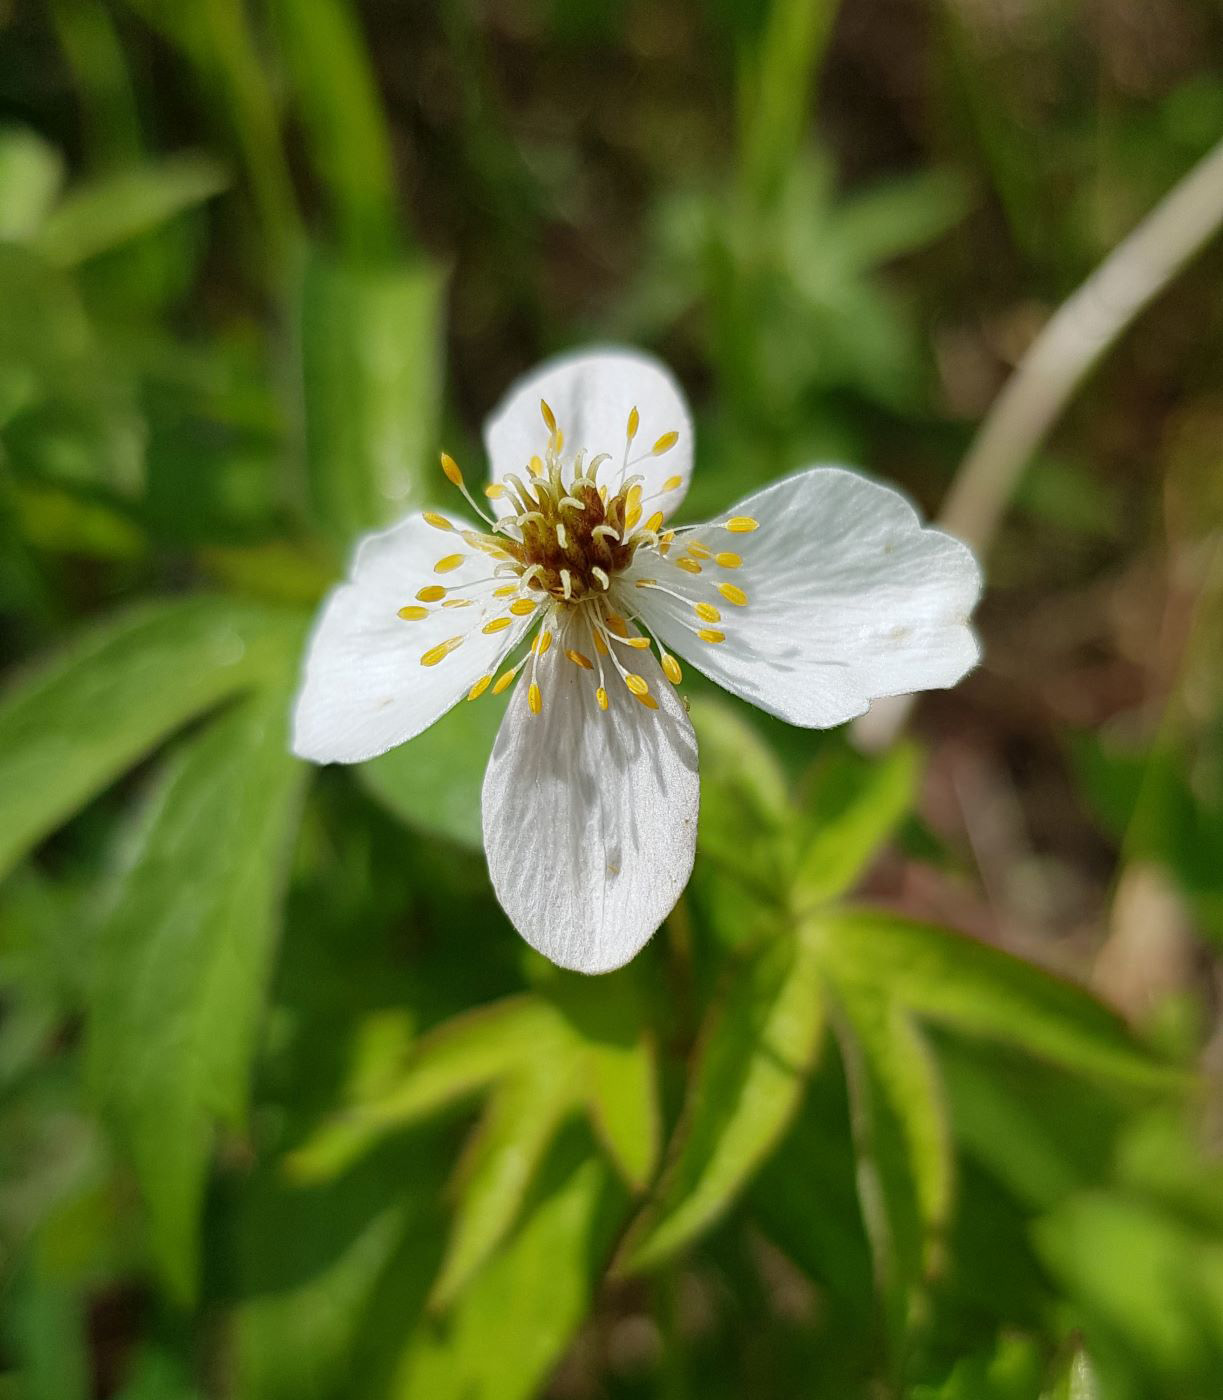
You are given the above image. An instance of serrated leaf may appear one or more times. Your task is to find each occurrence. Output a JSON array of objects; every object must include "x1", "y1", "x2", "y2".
[
  {"x1": 0, "y1": 596, "x2": 305, "y2": 883},
  {"x1": 295, "y1": 245, "x2": 444, "y2": 551},
  {"x1": 429, "y1": 1061, "x2": 578, "y2": 1310},
  {"x1": 394, "y1": 1143, "x2": 622, "y2": 1400},
  {"x1": 86, "y1": 688, "x2": 305, "y2": 1301},
  {"x1": 617, "y1": 930, "x2": 825, "y2": 1273},
  {"x1": 832, "y1": 983, "x2": 952, "y2": 1347},
  {"x1": 818, "y1": 911, "x2": 1170, "y2": 1086},
  {"x1": 795, "y1": 742, "x2": 920, "y2": 906},
  {"x1": 36, "y1": 154, "x2": 228, "y2": 267},
  {"x1": 358, "y1": 688, "x2": 508, "y2": 850},
  {"x1": 286, "y1": 997, "x2": 568, "y2": 1184}
]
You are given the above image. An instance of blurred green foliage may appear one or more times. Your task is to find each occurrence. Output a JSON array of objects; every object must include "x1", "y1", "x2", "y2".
[{"x1": 1, "y1": 1, "x2": 1221, "y2": 1398}]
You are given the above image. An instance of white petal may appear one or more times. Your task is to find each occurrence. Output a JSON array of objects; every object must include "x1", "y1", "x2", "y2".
[
  {"x1": 292, "y1": 514, "x2": 533, "y2": 764},
  {"x1": 482, "y1": 614, "x2": 698, "y2": 974},
  {"x1": 630, "y1": 466, "x2": 982, "y2": 729},
  {"x1": 483, "y1": 347, "x2": 693, "y2": 521}
]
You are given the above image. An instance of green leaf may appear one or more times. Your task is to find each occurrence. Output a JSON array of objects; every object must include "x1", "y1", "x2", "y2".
[
  {"x1": 832, "y1": 983, "x2": 952, "y2": 1347},
  {"x1": 86, "y1": 687, "x2": 306, "y2": 1301},
  {"x1": 0, "y1": 596, "x2": 305, "y2": 883},
  {"x1": 266, "y1": 0, "x2": 401, "y2": 259},
  {"x1": 393, "y1": 1143, "x2": 622, "y2": 1400},
  {"x1": 794, "y1": 742, "x2": 920, "y2": 906},
  {"x1": 358, "y1": 687, "x2": 508, "y2": 850},
  {"x1": 617, "y1": 930, "x2": 825, "y2": 1273},
  {"x1": 817, "y1": 911, "x2": 1170, "y2": 1086},
  {"x1": 286, "y1": 997, "x2": 567, "y2": 1184},
  {"x1": 295, "y1": 244, "x2": 444, "y2": 552},
  {"x1": 429, "y1": 1061, "x2": 578, "y2": 1310},
  {"x1": 35, "y1": 153, "x2": 229, "y2": 267},
  {"x1": 0, "y1": 126, "x2": 64, "y2": 242}
]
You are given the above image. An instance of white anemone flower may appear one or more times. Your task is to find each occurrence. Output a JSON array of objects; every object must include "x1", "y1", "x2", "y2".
[{"x1": 292, "y1": 348, "x2": 983, "y2": 973}]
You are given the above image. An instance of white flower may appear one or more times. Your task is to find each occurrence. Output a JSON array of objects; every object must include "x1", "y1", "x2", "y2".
[{"x1": 292, "y1": 348, "x2": 982, "y2": 973}]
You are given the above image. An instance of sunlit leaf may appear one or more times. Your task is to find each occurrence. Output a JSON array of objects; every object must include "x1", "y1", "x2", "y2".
[
  {"x1": 617, "y1": 930, "x2": 824, "y2": 1273},
  {"x1": 0, "y1": 596, "x2": 305, "y2": 883},
  {"x1": 429, "y1": 1061, "x2": 579, "y2": 1310},
  {"x1": 817, "y1": 911, "x2": 1170, "y2": 1086},
  {"x1": 295, "y1": 245, "x2": 444, "y2": 552},
  {"x1": 86, "y1": 687, "x2": 306, "y2": 1301},
  {"x1": 0, "y1": 126, "x2": 64, "y2": 242},
  {"x1": 795, "y1": 742, "x2": 920, "y2": 906},
  {"x1": 394, "y1": 1141, "x2": 623, "y2": 1400},
  {"x1": 36, "y1": 154, "x2": 228, "y2": 268}
]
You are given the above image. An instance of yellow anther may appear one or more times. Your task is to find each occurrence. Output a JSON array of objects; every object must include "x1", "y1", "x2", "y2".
[
  {"x1": 417, "y1": 585, "x2": 446, "y2": 602},
  {"x1": 528, "y1": 682, "x2": 542, "y2": 715},
  {"x1": 540, "y1": 399, "x2": 557, "y2": 433},
  {"x1": 662, "y1": 654, "x2": 682, "y2": 685},
  {"x1": 715, "y1": 551, "x2": 742, "y2": 569},
  {"x1": 675, "y1": 558, "x2": 702, "y2": 574},
  {"x1": 596, "y1": 686, "x2": 609, "y2": 711},
  {"x1": 625, "y1": 505, "x2": 642, "y2": 530},
  {"x1": 492, "y1": 669, "x2": 518, "y2": 695},
  {"x1": 565, "y1": 649, "x2": 594, "y2": 670},
  {"x1": 627, "y1": 484, "x2": 643, "y2": 509},
  {"x1": 443, "y1": 598, "x2": 473, "y2": 608},
  {"x1": 423, "y1": 512, "x2": 453, "y2": 531},
  {"x1": 694, "y1": 602, "x2": 721, "y2": 623},
  {"x1": 634, "y1": 578, "x2": 658, "y2": 588},
  {"x1": 598, "y1": 485, "x2": 608, "y2": 503},
  {"x1": 593, "y1": 631, "x2": 608, "y2": 655},
  {"x1": 509, "y1": 598, "x2": 536, "y2": 616},
  {"x1": 605, "y1": 613, "x2": 628, "y2": 637},
  {"x1": 626, "y1": 406, "x2": 640, "y2": 440},
  {"x1": 686, "y1": 541, "x2": 712, "y2": 559},
  {"x1": 652, "y1": 431, "x2": 679, "y2": 455},
  {"x1": 484, "y1": 482, "x2": 506, "y2": 499},
  {"x1": 725, "y1": 516, "x2": 759, "y2": 533},
  {"x1": 659, "y1": 530, "x2": 675, "y2": 555},
  {"x1": 554, "y1": 429, "x2": 564, "y2": 452},
  {"x1": 483, "y1": 617, "x2": 512, "y2": 634},
  {"x1": 718, "y1": 582, "x2": 748, "y2": 606},
  {"x1": 468, "y1": 674, "x2": 492, "y2": 701},
  {"x1": 626, "y1": 637, "x2": 651, "y2": 650},
  {"x1": 528, "y1": 455, "x2": 544, "y2": 478},
  {"x1": 421, "y1": 636, "x2": 463, "y2": 666},
  {"x1": 644, "y1": 511, "x2": 665, "y2": 533},
  {"x1": 397, "y1": 605, "x2": 428, "y2": 620},
  {"x1": 493, "y1": 584, "x2": 518, "y2": 597},
  {"x1": 624, "y1": 673, "x2": 649, "y2": 696},
  {"x1": 697, "y1": 628, "x2": 725, "y2": 644},
  {"x1": 440, "y1": 453, "x2": 463, "y2": 487},
  {"x1": 534, "y1": 629, "x2": 553, "y2": 656},
  {"x1": 661, "y1": 474, "x2": 683, "y2": 492},
  {"x1": 434, "y1": 554, "x2": 465, "y2": 573},
  {"x1": 634, "y1": 690, "x2": 659, "y2": 710}
]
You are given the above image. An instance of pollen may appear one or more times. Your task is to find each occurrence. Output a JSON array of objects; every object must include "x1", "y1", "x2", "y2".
[
  {"x1": 440, "y1": 453, "x2": 464, "y2": 487},
  {"x1": 652, "y1": 431, "x2": 679, "y2": 455},
  {"x1": 565, "y1": 648, "x2": 593, "y2": 670},
  {"x1": 694, "y1": 602, "x2": 721, "y2": 623},
  {"x1": 434, "y1": 553, "x2": 465, "y2": 573},
  {"x1": 725, "y1": 516, "x2": 759, "y2": 533},
  {"x1": 634, "y1": 690, "x2": 659, "y2": 710},
  {"x1": 605, "y1": 613, "x2": 628, "y2": 637},
  {"x1": 485, "y1": 482, "x2": 506, "y2": 499},
  {"x1": 675, "y1": 558, "x2": 702, "y2": 574},
  {"x1": 528, "y1": 682, "x2": 543, "y2": 715},
  {"x1": 509, "y1": 598, "x2": 536, "y2": 616},
  {"x1": 483, "y1": 617, "x2": 512, "y2": 634},
  {"x1": 662, "y1": 654, "x2": 682, "y2": 684},
  {"x1": 468, "y1": 674, "x2": 492, "y2": 700},
  {"x1": 626, "y1": 637, "x2": 651, "y2": 650},
  {"x1": 397, "y1": 605, "x2": 428, "y2": 620},
  {"x1": 417, "y1": 585, "x2": 446, "y2": 602},
  {"x1": 540, "y1": 399, "x2": 557, "y2": 433},
  {"x1": 644, "y1": 511, "x2": 664, "y2": 533},
  {"x1": 624, "y1": 673, "x2": 648, "y2": 696},
  {"x1": 686, "y1": 542, "x2": 712, "y2": 559},
  {"x1": 493, "y1": 584, "x2": 518, "y2": 597},
  {"x1": 626, "y1": 406, "x2": 639, "y2": 440},
  {"x1": 492, "y1": 669, "x2": 518, "y2": 695},
  {"x1": 661, "y1": 475, "x2": 683, "y2": 492},
  {"x1": 534, "y1": 629, "x2": 553, "y2": 656},
  {"x1": 596, "y1": 686, "x2": 609, "y2": 710},
  {"x1": 421, "y1": 636, "x2": 463, "y2": 666},
  {"x1": 443, "y1": 598, "x2": 473, "y2": 608},
  {"x1": 423, "y1": 512, "x2": 453, "y2": 531},
  {"x1": 715, "y1": 552, "x2": 741, "y2": 569},
  {"x1": 718, "y1": 583, "x2": 748, "y2": 606},
  {"x1": 697, "y1": 628, "x2": 725, "y2": 644},
  {"x1": 529, "y1": 455, "x2": 544, "y2": 478}
]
